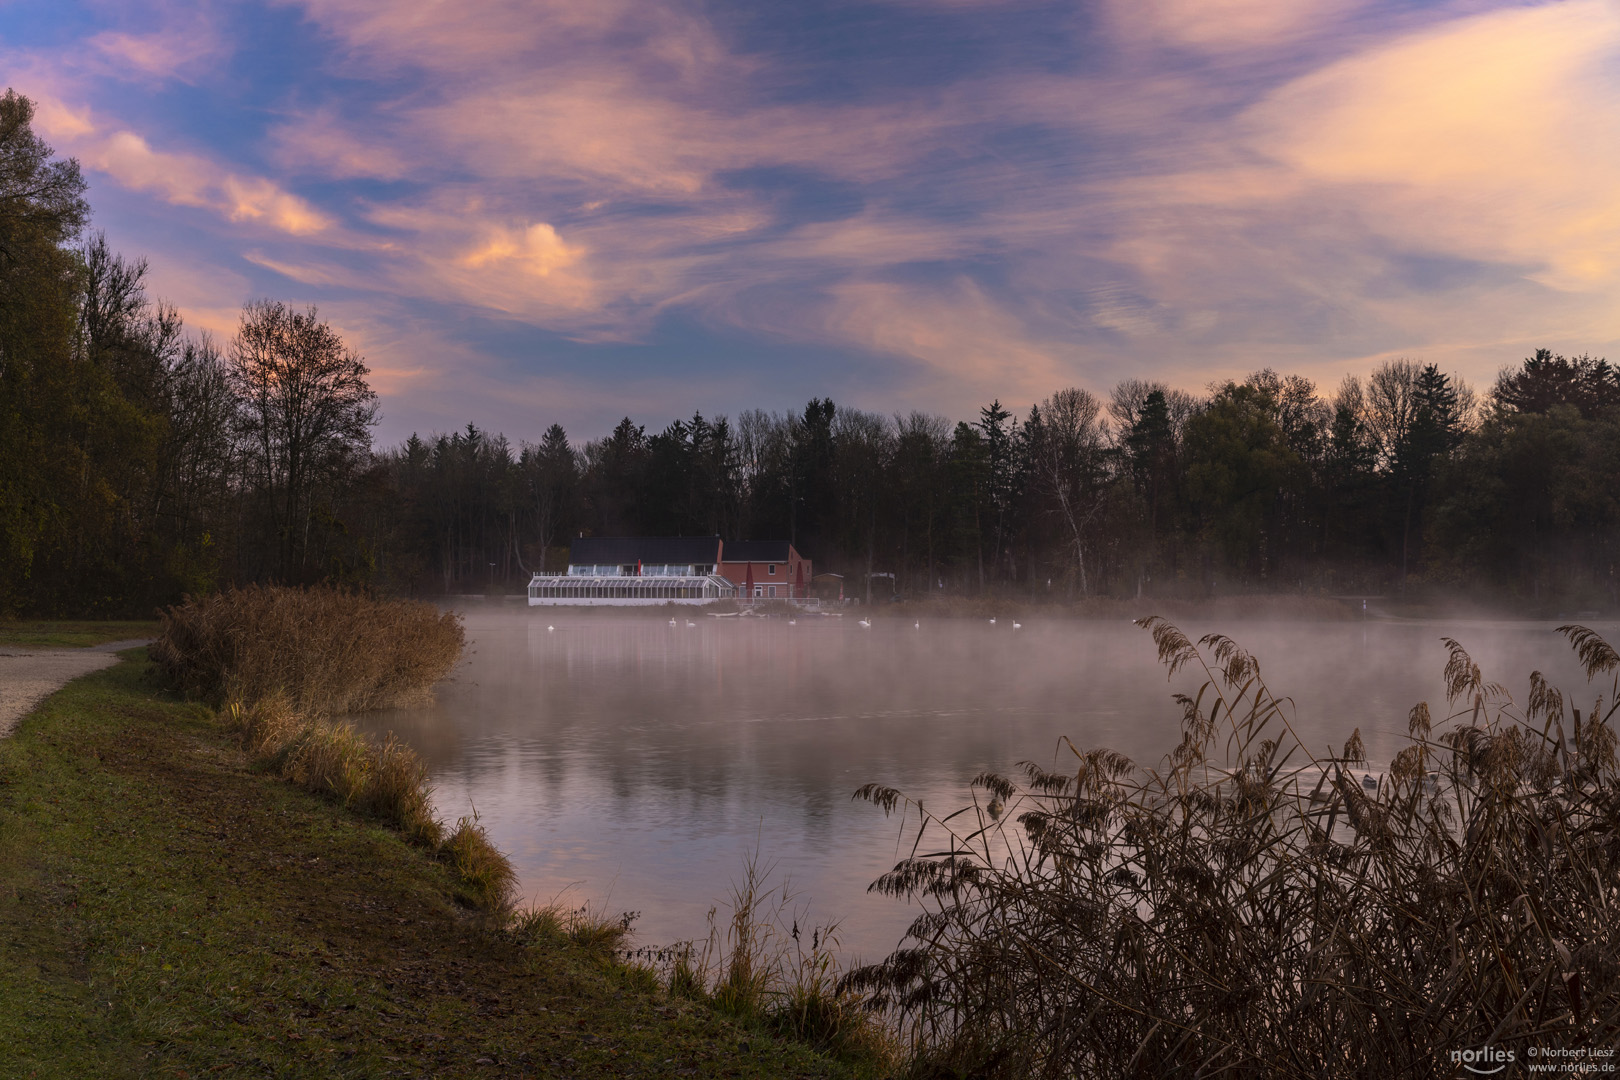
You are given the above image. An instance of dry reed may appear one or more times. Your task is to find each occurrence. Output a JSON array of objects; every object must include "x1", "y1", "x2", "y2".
[
  {"x1": 168, "y1": 585, "x2": 515, "y2": 913},
  {"x1": 443, "y1": 812, "x2": 519, "y2": 914},
  {"x1": 846, "y1": 619, "x2": 1620, "y2": 1077},
  {"x1": 151, "y1": 583, "x2": 464, "y2": 715},
  {"x1": 634, "y1": 851, "x2": 898, "y2": 1067}
]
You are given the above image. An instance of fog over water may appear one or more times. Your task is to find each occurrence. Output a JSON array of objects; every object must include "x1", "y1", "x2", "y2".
[{"x1": 357, "y1": 603, "x2": 1619, "y2": 958}]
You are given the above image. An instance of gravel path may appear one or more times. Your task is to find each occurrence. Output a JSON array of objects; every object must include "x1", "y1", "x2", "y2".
[{"x1": 0, "y1": 640, "x2": 149, "y2": 739}]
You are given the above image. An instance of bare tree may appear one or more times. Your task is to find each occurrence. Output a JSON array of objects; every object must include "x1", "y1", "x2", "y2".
[
  {"x1": 227, "y1": 300, "x2": 377, "y2": 581},
  {"x1": 1108, "y1": 378, "x2": 1200, "y2": 442},
  {"x1": 1365, "y1": 359, "x2": 1421, "y2": 468},
  {"x1": 1029, "y1": 388, "x2": 1110, "y2": 596}
]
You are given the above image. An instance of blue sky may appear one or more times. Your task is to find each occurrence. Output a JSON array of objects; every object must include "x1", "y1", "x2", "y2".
[{"x1": 4, "y1": 0, "x2": 1618, "y2": 444}]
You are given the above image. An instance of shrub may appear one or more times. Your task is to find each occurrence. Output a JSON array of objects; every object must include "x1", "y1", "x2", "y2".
[
  {"x1": 846, "y1": 619, "x2": 1620, "y2": 1077},
  {"x1": 151, "y1": 584, "x2": 464, "y2": 715},
  {"x1": 185, "y1": 586, "x2": 509, "y2": 912}
]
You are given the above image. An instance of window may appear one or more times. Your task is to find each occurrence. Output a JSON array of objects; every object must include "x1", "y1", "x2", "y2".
[
  {"x1": 754, "y1": 585, "x2": 763, "y2": 597},
  {"x1": 768, "y1": 585, "x2": 777, "y2": 598},
  {"x1": 768, "y1": 564, "x2": 776, "y2": 575}
]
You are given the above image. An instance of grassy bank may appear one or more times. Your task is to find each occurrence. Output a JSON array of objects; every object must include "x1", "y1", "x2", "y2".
[
  {"x1": 0, "y1": 620, "x2": 161, "y2": 648},
  {"x1": 0, "y1": 651, "x2": 861, "y2": 1079}
]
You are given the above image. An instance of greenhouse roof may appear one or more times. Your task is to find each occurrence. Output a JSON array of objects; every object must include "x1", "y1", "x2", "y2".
[{"x1": 568, "y1": 536, "x2": 722, "y2": 566}]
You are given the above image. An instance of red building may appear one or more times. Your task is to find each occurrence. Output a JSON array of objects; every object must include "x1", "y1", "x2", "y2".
[{"x1": 718, "y1": 540, "x2": 812, "y2": 601}]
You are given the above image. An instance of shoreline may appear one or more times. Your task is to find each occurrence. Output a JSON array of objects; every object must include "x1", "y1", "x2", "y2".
[
  {"x1": 0, "y1": 650, "x2": 866, "y2": 1079},
  {"x1": 426, "y1": 590, "x2": 1614, "y2": 625}
]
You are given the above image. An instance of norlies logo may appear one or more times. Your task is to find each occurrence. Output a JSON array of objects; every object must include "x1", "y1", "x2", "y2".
[{"x1": 1452, "y1": 1046, "x2": 1517, "y2": 1075}]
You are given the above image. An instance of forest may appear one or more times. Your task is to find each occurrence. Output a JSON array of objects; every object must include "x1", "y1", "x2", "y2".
[{"x1": 4, "y1": 89, "x2": 1617, "y2": 616}]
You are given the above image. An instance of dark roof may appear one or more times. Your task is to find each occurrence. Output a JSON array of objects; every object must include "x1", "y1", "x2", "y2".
[
  {"x1": 721, "y1": 540, "x2": 794, "y2": 563},
  {"x1": 569, "y1": 536, "x2": 721, "y2": 566}
]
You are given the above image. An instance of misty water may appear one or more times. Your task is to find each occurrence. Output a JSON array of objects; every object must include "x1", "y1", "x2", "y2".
[{"x1": 357, "y1": 603, "x2": 1619, "y2": 960}]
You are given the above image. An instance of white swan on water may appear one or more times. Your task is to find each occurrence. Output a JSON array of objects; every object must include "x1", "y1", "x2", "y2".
[
  {"x1": 547, "y1": 625, "x2": 555, "y2": 631},
  {"x1": 686, "y1": 620, "x2": 697, "y2": 628},
  {"x1": 1012, "y1": 621, "x2": 1022, "y2": 629},
  {"x1": 913, "y1": 621, "x2": 920, "y2": 629},
  {"x1": 669, "y1": 618, "x2": 677, "y2": 627},
  {"x1": 988, "y1": 618, "x2": 996, "y2": 625},
  {"x1": 858, "y1": 618, "x2": 871, "y2": 628}
]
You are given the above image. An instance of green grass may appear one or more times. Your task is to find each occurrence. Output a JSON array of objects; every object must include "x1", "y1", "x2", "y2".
[
  {"x1": 0, "y1": 652, "x2": 863, "y2": 1079},
  {"x1": 0, "y1": 620, "x2": 161, "y2": 648}
]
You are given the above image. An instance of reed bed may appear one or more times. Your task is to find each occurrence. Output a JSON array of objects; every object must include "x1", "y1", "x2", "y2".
[
  {"x1": 845, "y1": 618, "x2": 1620, "y2": 1077},
  {"x1": 151, "y1": 583, "x2": 464, "y2": 715},
  {"x1": 161, "y1": 587, "x2": 513, "y2": 914}
]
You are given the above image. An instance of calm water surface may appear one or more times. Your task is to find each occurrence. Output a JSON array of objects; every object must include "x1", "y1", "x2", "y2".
[{"x1": 358, "y1": 604, "x2": 1618, "y2": 959}]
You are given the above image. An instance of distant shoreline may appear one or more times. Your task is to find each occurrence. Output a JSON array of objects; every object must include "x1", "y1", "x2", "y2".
[{"x1": 422, "y1": 591, "x2": 1614, "y2": 624}]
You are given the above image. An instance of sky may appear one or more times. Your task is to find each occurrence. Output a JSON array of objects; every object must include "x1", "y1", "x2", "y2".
[{"x1": 4, "y1": 0, "x2": 1619, "y2": 445}]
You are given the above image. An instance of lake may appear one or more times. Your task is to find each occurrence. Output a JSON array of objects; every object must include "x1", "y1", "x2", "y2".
[{"x1": 357, "y1": 603, "x2": 1617, "y2": 961}]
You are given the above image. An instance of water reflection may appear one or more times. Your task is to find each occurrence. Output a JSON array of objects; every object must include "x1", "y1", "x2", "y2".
[{"x1": 357, "y1": 604, "x2": 1616, "y2": 957}]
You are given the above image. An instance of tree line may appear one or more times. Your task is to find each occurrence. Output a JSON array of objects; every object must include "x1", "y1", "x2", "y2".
[{"x1": 3, "y1": 89, "x2": 1616, "y2": 614}]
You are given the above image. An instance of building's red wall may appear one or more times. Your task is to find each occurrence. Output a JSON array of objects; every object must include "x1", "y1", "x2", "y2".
[{"x1": 718, "y1": 546, "x2": 811, "y2": 598}]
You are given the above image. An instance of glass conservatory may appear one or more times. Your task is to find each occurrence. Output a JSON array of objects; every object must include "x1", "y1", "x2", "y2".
[{"x1": 527, "y1": 573, "x2": 735, "y2": 606}]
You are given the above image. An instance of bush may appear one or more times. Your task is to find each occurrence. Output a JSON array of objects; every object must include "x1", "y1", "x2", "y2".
[
  {"x1": 151, "y1": 584, "x2": 464, "y2": 715},
  {"x1": 846, "y1": 619, "x2": 1620, "y2": 1077},
  {"x1": 165, "y1": 585, "x2": 511, "y2": 913}
]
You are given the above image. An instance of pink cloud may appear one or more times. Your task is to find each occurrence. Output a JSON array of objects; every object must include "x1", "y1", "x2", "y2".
[
  {"x1": 25, "y1": 87, "x2": 334, "y2": 237},
  {"x1": 15, "y1": 0, "x2": 1620, "y2": 434},
  {"x1": 88, "y1": 22, "x2": 229, "y2": 82}
]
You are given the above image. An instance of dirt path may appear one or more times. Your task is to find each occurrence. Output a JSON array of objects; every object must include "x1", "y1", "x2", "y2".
[{"x1": 0, "y1": 640, "x2": 148, "y2": 739}]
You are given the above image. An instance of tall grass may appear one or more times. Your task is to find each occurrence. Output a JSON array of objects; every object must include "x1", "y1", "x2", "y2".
[
  {"x1": 846, "y1": 619, "x2": 1620, "y2": 1077},
  {"x1": 630, "y1": 851, "x2": 898, "y2": 1068},
  {"x1": 151, "y1": 584, "x2": 464, "y2": 715},
  {"x1": 166, "y1": 588, "x2": 513, "y2": 914}
]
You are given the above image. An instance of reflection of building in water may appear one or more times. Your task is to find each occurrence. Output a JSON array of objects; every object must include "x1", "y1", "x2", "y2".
[{"x1": 527, "y1": 536, "x2": 813, "y2": 606}]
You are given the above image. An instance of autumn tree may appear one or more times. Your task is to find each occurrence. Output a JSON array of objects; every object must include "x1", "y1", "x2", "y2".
[{"x1": 227, "y1": 300, "x2": 377, "y2": 582}]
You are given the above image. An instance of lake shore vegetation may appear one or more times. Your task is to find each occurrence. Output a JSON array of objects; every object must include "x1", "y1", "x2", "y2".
[
  {"x1": 845, "y1": 619, "x2": 1620, "y2": 1077},
  {"x1": 150, "y1": 583, "x2": 465, "y2": 716},
  {"x1": 0, "y1": 650, "x2": 868, "y2": 1079},
  {"x1": 150, "y1": 584, "x2": 509, "y2": 910}
]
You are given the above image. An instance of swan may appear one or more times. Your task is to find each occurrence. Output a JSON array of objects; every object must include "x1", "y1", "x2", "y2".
[
  {"x1": 1012, "y1": 621, "x2": 1022, "y2": 629},
  {"x1": 547, "y1": 625, "x2": 555, "y2": 632},
  {"x1": 913, "y1": 621, "x2": 920, "y2": 629},
  {"x1": 988, "y1": 618, "x2": 996, "y2": 625},
  {"x1": 668, "y1": 618, "x2": 677, "y2": 627},
  {"x1": 686, "y1": 620, "x2": 697, "y2": 628},
  {"x1": 788, "y1": 618, "x2": 797, "y2": 625},
  {"x1": 858, "y1": 618, "x2": 871, "y2": 628}
]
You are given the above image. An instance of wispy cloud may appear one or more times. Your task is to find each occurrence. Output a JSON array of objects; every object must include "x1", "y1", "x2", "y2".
[
  {"x1": 7, "y1": 0, "x2": 1619, "y2": 438},
  {"x1": 26, "y1": 87, "x2": 331, "y2": 235}
]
